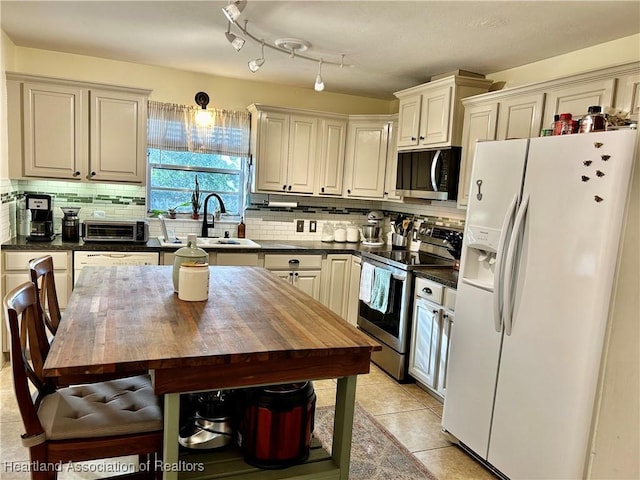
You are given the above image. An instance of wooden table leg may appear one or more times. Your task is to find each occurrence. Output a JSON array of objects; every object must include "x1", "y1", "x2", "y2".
[
  {"x1": 162, "y1": 393, "x2": 180, "y2": 480},
  {"x1": 332, "y1": 375, "x2": 357, "y2": 480}
]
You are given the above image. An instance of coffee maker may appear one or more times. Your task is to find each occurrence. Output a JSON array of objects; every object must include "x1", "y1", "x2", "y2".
[{"x1": 26, "y1": 194, "x2": 55, "y2": 242}]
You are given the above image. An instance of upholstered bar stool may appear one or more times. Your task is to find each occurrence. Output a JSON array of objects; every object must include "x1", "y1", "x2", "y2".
[{"x1": 3, "y1": 281, "x2": 164, "y2": 480}]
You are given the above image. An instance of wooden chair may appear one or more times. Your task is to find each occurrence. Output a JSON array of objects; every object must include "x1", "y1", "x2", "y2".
[
  {"x1": 29, "y1": 255, "x2": 147, "y2": 386},
  {"x1": 29, "y1": 256, "x2": 61, "y2": 336},
  {"x1": 3, "y1": 281, "x2": 164, "y2": 480}
]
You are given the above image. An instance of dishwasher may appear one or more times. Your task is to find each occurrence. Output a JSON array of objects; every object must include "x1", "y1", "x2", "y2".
[{"x1": 73, "y1": 251, "x2": 160, "y2": 285}]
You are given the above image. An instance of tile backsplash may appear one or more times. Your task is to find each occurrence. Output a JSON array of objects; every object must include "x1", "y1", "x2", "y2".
[{"x1": 1, "y1": 180, "x2": 466, "y2": 243}]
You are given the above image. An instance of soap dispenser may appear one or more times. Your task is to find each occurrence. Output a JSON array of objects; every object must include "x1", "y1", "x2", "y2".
[{"x1": 173, "y1": 233, "x2": 207, "y2": 292}]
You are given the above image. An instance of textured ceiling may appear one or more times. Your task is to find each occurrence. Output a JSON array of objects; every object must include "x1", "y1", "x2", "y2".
[{"x1": 1, "y1": 1, "x2": 639, "y2": 99}]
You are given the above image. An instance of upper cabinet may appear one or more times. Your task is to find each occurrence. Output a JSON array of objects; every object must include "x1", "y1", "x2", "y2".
[
  {"x1": 316, "y1": 116, "x2": 348, "y2": 196},
  {"x1": 343, "y1": 115, "x2": 397, "y2": 200},
  {"x1": 456, "y1": 62, "x2": 639, "y2": 209},
  {"x1": 7, "y1": 73, "x2": 150, "y2": 184},
  {"x1": 394, "y1": 73, "x2": 493, "y2": 151},
  {"x1": 249, "y1": 105, "x2": 317, "y2": 194},
  {"x1": 249, "y1": 104, "x2": 322, "y2": 195}
]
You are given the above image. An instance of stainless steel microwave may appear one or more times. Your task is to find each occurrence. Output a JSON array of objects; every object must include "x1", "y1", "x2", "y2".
[
  {"x1": 396, "y1": 147, "x2": 461, "y2": 201},
  {"x1": 82, "y1": 219, "x2": 149, "y2": 243}
]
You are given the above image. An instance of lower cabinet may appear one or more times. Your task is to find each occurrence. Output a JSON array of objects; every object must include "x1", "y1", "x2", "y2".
[
  {"x1": 264, "y1": 254, "x2": 322, "y2": 301},
  {"x1": 2, "y1": 250, "x2": 72, "y2": 352},
  {"x1": 321, "y1": 254, "x2": 352, "y2": 319},
  {"x1": 409, "y1": 276, "x2": 456, "y2": 399},
  {"x1": 345, "y1": 255, "x2": 362, "y2": 326}
]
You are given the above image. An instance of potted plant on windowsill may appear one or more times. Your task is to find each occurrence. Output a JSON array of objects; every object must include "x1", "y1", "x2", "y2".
[
  {"x1": 167, "y1": 202, "x2": 190, "y2": 219},
  {"x1": 191, "y1": 176, "x2": 202, "y2": 220}
]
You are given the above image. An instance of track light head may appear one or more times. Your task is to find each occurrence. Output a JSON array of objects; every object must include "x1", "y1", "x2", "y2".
[
  {"x1": 222, "y1": 0, "x2": 247, "y2": 23},
  {"x1": 314, "y1": 59, "x2": 325, "y2": 92},
  {"x1": 225, "y1": 22, "x2": 245, "y2": 51},
  {"x1": 248, "y1": 40, "x2": 265, "y2": 73}
]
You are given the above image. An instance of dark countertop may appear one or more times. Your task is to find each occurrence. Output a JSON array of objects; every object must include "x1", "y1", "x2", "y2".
[
  {"x1": 1, "y1": 236, "x2": 457, "y2": 287},
  {"x1": 414, "y1": 268, "x2": 459, "y2": 290}
]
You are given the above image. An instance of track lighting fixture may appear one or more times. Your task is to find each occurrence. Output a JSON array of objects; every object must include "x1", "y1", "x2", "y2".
[
  {"x1": 314, "y1": 59, "x2": 325, "y2": 92},
  {"x1": 222, "y1": 0, "x2": 247, "y2": 23},
  {"x1": 248, "y1": 40, "x2": 265, "y2": 73},
  {"x1": 221, "y1": 1, "x2": 352, "y2": 92},
  {"x1": 225, "y1": 22, "x2": 245, "y2": 51},
  {"x1": 194, "y1": 91, "x2": 213, "y2": 126}
]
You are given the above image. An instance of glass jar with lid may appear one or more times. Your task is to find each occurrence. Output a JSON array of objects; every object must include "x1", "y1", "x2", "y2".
[
  {"x1": 173, "y1": 233, "x2": 207, "y2": 292},
  {"x1": 334, "y1": 223, "x2": 347, "y2": 243},
  {"x1": 321, "y1": 222, "x2": 334, "y2": 242}
]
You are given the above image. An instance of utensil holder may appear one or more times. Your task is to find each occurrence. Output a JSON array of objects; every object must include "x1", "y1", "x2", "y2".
[{"x1": 391, "y1": 234, "x2": 408, "y2": 248}]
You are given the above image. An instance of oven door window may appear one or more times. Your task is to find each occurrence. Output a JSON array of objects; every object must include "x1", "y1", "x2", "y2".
[{"x1": 358, "y1": 275, "x2": 404, "y2": 337}]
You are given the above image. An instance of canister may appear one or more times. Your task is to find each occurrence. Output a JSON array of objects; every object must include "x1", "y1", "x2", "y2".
[{"x1": 178, "y1": 263, "x2": 209, "y2": 301}]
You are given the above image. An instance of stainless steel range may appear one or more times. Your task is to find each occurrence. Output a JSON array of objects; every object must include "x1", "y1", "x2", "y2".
[{"x1": 358, "y1": 223, "x2": 462, "y2": 381}]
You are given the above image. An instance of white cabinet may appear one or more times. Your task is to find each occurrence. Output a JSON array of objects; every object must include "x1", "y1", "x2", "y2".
[
  {"x1": 457, "y1": 103, "x2": 498, "y2": 208},
  {"x1": 409, "y1": 276, "x2": 456, "y2": 399},
  {"x1": 343, "y1": 116, "x2": 393, "y2": 199},
  {"x1": 215, "y1": 252, "x2": 261, "y2": 266},
  {"x1": 395, "y1": 74, "x2": 493, "y2": 150},
  {"x1": 2, "y1": 250, "x2": 72, "y2": 353},
  {"x1": 248, "y1": 104, "x2": 318, "y2": 194},
  {"x1": 321, "y1": 254, "x2": 352, "y2": 319},
  {"x1": 383, "y1": 119, "x2": 402, "y2": 202},
  {"x1": 7, "y1": 74, "x2": 150, "y2": 183},
  {"x1": 496, "y1": 93, "x2": 545, "y2": 141},
  {"x1": 264, "y1": 254, "x2": 322, "y2": 300},
  {"x1": 458, "y1": 62, "x2": 639, "y2": 209},
  {"x1": 345, "y1": 255, "x2": 362, "y2": 327},
  {"x1": 543, "y1": 78, "x2": 615, "y2": 128},
  {"x1": 316, "y1": 116, "x2": 347, "y2": 196}
]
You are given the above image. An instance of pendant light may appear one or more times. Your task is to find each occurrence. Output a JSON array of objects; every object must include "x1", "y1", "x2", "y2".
[
  {"x1": 314, "y1": 59, "x2": 325, "y2": 92},
  {"x1": 248, "y1": 40, "x2": 265, "y2": 73}
]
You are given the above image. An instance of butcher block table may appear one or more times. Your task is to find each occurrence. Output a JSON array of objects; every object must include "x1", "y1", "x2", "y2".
[{"x1": 43, "y1": 265, "x2": 380, "y2": 480}]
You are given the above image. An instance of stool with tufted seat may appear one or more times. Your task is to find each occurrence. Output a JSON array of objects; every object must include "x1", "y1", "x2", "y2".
[{"x1": 3, "y1": 281, "x2": 163, "y2": 480}]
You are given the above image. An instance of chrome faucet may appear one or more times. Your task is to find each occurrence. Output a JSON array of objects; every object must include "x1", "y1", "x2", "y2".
[{"x1": 201, "y1": 193, "x2": 226, "y2": 237}]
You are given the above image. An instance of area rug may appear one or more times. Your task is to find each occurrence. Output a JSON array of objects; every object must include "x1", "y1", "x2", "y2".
[{"x1": 313, "y1": 403, "x2": 438, "y2": 480}]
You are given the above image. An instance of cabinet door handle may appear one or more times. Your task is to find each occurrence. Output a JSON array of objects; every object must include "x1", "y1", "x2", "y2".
[
  {"x1": 432, "y1": 309, "x2": 439, "y2": 315},
  {"x1": 422, "y1": 287, "x2": 433, "y2": 294},
  {"x1": 294, "y1": 272, "x2": 299, "y2": 277},
  {"x1": 90, "y1": 171, "x2": 96, "y2": 177},
  {"x1": 411, "y1": 136, "x2": 417, "y2": 141},
  {"x1": 419, "y1": 135, "x2": 425, "y2": 140},
  {"x1": 347, "y1": 189, "x2": 351, "y2": 195},
  {"x1": 73, "y1": 171, "x2": 81, "y2": 177},
  {"x1": 282, "y1": 184, "x2": 287, "y2": 190},
  {"x1": 288, "y1": 185, "x2": 292, "y2": 191},
  {"x1": 321, "y1": 187, "x2": 325, "y2": 193}
]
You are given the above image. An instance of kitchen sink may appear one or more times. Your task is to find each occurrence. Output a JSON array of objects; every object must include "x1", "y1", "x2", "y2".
[{"x1": 157, "y1": 236, "x2": 261, "y2": 248}]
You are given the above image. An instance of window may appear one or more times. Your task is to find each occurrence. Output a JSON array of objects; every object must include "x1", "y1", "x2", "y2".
[{"x1": 146, "y1": 101, "x2": 250, "y2": 216}]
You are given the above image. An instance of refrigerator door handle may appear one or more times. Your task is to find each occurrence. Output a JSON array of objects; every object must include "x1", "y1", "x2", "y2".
[
  {"x1": 503, "y1": 193, "x2": 530, "y2": 336},
  {"x1": 493, "y1": 194, "x2": 519, "y2": 333},
  {"x1": 430, "y1": 150, "x2": 442, "y2": 191}
]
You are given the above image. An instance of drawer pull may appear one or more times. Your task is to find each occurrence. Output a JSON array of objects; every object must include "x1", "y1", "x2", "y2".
[
  {"x1": 288, "y1": 259, "x2": 300, "y2": 265},
  {"x1": 422, "y1": 287, "x2": 433, "y2": 295}
]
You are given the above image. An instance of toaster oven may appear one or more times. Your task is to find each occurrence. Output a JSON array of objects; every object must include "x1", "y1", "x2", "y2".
[{"x1": 82, "y1": 219, "x2": 149, "y2": 243}]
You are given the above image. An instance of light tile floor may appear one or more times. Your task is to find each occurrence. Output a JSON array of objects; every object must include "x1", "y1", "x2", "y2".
[{"x1": 0, "y1": 360, "x2": 496, "y2": 479}]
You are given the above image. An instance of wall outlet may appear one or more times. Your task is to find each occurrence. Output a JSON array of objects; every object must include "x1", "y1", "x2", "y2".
[
  {"x1": 296, "y1": 220, "x2": 304, "y2": 232},
  {"x1": 309, "y1": 220, "x2": 317, "y2": 233}
]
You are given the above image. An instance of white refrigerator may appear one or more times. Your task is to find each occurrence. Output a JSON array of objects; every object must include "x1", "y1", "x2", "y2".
[{"x1": 442, "y1": 129, "x2": 638, "y2": 479}]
